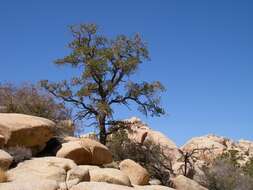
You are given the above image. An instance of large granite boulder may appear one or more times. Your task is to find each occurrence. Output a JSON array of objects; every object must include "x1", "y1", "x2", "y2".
[
  {"x1": 70, "y1": 182, "x2": 134, "y2": 190},
  {"x1": 89, "y1": 168, "x2": 131, "y2": 186},
  {"x1": 134, "y1": 185, "x2": 175, "y2": 190},
  {"x1": 125, "y1": 117, "x2": 180, "y2": 162},
  {"x1": 119, "y1": 159, "x2": 149, "y2": 185},
  {"x1": 0, "y1": 113, "x2": 55, "y2": 151},
  {"x1": 57, "y1": 138, "x2": 112, "y2": 165},
  {"x1": 56, "y1": 141, "x2": 92, "y2": 165},
  {"x1": 181, "y1": 134, "x2": 229, "y2": 162},
  {"x1": 0, "y1": 149, "x2": 13, "y2": 170},
  {"x1": 7, "y1": 157, "x2": 76, "y2": 183},
  {"x1": 171, "y1": 175, "x2": 207, "y2": 190},
  {"x1": 0, "y1": 179, "x2": 58, "y2": 190}
]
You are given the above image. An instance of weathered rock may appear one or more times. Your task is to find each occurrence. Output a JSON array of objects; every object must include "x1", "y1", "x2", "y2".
[
  {"x1": 70, "y1": 182, "x2": 134, "y2": 190},
  {"x1": 0, "y1": 179, "x2": 58, "y2": 190},
  {"x1": 119, "y1": 159, "x2": 149, "y2": 185},
  {"x1": 57, "y1": 139, "x2": 112, "y2": 165},
  {"x1": 80, "y1": 138, "x2": 112, "y2": 165},
  {"x1": 134, "y1": 185, "x2": 175, "y2": 190},
  {"x1": 144, "y1": 131, "x2": 180, "y2": 162},
  {"x1": 0, "y1": 113, "x2": 55, "y2": 150},
  {"x1": 0, "y1": 149, "x2": 13, "y2": 170},
  {"x1": 149, "y1": 179, "x2": 162, "y2": 185},
  {"x1": 89, "y1": 168, "x2": 131, "y2": 186},
  {"x1": 125, "y1": 117, "x2": 180, "y2": 162},
  {"x1": 7, "y1": 157, "x2": 76, "y2": 183},
  {"x1": 66, "y1": 166, "x2": 90, "y2": 189},
  {"x1": 0, "y1": 135, "x2": 4, "y2": 148},
  {"x1": 171, "y1": 175, "x2": 208, "y2": 190},
  {"x1": 181, "y1": 135, "x2": 228, "y2": 162},
  {"x1": 56, "y1": 141, "x2": 92, "y2": 165}
]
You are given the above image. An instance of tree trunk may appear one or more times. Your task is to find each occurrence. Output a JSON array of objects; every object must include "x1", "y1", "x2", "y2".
[{"x1": 98, "y1": 115, "x2": 107, "y2": 145}]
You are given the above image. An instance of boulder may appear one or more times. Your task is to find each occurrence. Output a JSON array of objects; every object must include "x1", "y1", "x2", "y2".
[
  {"x1": 171, "y1": 175, "x2": 208, "y2": 190},
  {"x1": 57, "y1": 139, "x2": 112, "y2": 165},
  {"x1": 0, "y1": 135, "x2": 4, "y2": 148},
  {"x1": 70, "y1": 182, "x2": 134, "y2": 190},
  {"x1": 80, "y1": 138, "x2": 112, "y2": 165},
  {"x1": 7, "y1": 157, "x2": 76, "y2": 183},
  {"x1": 66, "y1": 166, "x2": 90, "y2": 189},
  {"x1": 0, "y1": 113, "x2": 55, "y2": 150},
  {"x1": 56, "y1": 141, "x2": 92, "y2": 165},
  {"x1": 181, "y1": 135, "x2": 227, "y2": 162},
  {"x1": 134, "y1": 185, "x2": 175, "y2": 190},
  {"x1": 0, "y1": 179, "x2": 58, "y2": 190},
  {"x1": 0, "y1": 149, "x2": 13, "y2": 170},
  {"x1": 125, "y1": 117, "x2": 180, "y2": 162},
  {"x1": 119, "y1": 159, "x2": 149, "y2": 185},
  {"x1": 89, "y1": 168, "x2": 131, "y2": 186}
]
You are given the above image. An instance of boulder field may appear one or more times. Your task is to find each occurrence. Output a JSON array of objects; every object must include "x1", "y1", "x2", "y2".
[{"x1": 0, "y1": 113, "x2": 252, "y2": 190}]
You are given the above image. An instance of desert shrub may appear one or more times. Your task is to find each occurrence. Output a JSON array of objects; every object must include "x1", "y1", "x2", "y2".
[
  {"x1": 201, "y1": 151, "x2": 253, "y2": 190},
  {"x1": 243, "y1": 157, "x2": 253, "y2": 178},
  {"x1": 0, "y1": 169, "x2": 8, "y2": 183},
  {"x1": 6, "y1": 146, "x2": 32, "y2": 164},
  {"x1": 107, "y1": 129, "x2": 173, "y2": 186},
  {"x1": 0, "y1": 83, "x2": 71, "y2": 120},
  {"x1": 0, "y1": 83, "x2": 74, "y2": 136}
]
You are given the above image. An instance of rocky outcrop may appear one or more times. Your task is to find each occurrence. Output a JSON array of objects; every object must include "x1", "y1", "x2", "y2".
[
  {"x1": 70, "y1": 182, "x2": 134, "y2": 190},
  {"x1": 134, "y1": 185, "x2": 175, "y2": 190},
  {"x1": 56, "y1": 138, "x2": 112, "y2": 165},
  {"x1": 0, "y1": 149, "x2": 13, "y2": 170},
  {"x1": 66, "y1": 166, "x2": 90, "y2": 189},
  {"x1": 89, "y1": 168, "x2": 131, "y2": 186},
  {"x1": 125, "y1": 117, "x2": 180, "y2": 162},
  {"x1": 171, "y1": 175, "x2": 208, "y2": 190},
  {"x1": 0, "y1": 113, "x2": 55, "y2": 152},
  {"x1": 7, "y1": 157, "x2": 76, "y2": 184},
  {"x1": 181, "y1": 134, "x2": 228, "y2": 162},
  {"x1": 119, "y1": 159, "x2": 149, "y2": 185},
  {"x1": 0, "y1": 179, "x2": 58, "y2": 190}
]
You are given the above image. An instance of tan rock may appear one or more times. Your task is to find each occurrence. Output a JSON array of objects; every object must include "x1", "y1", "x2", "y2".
[
  {"x1": 70, "y1": 182, "x2": 134, "y2": 190},
  {"x1": 56, "y1": 141, "x2": 92, "y2": 165},
  {"x1": 0, "y1": 179, "x2": 58, "y2": 190},
  {"x1": 134, "y1": 185, "x2": 175, "y2": 190},
  {"x1": 0, "y1": 113, "x2": 55, "y2": 149},
  {"x1": 0, "y1": 135, "x2": 4, "y2": 148},
  {"x1": 120, "y1": 159, "x2": 149, "y2": 185},
  {"x1": 7, "y1": 157, "x2": 76, "y2": 183},
  {"x1": 0, "y1": 149, "x2": 13, "y2": 170},
  {"x1": 144, "y1": 131, "x2": 180, "y2": 162},
  {"x1": 80, "y1": 138, "x2": 112, "y2": 165},
  {"x1": 171, "y1": 175, "x2": 208, "y2": 190},
  {"x1": 66, "y1": 165, "x2": 90, "y2": 189},
  {"x1": 89, "y1": 168, "x2": 131, "y2": 186},
  {"x1": 181, "y1": 135, "x2": 227, "y2": 162}
]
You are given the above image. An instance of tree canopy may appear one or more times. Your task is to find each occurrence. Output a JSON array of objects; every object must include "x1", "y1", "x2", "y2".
[{"x1": 41, "y1": 24, "x2": 165, "y2": 144}]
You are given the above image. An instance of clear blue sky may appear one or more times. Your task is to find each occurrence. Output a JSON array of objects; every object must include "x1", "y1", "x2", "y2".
[{"x1": 0, "y1": 0, "x2": 252, "y2": 145}]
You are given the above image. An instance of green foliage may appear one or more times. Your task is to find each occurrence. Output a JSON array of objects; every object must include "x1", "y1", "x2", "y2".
[
  {"x1": 41, "y1": 24, "x2": 165, "y2": 144},
  {"x1": 107, "y1": 129, "x2": 173, "y2": 186}
]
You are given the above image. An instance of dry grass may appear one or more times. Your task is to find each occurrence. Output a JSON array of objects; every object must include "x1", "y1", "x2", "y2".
[{"x1": 0, "y1": 169, "x2": 8, "y2": 183}]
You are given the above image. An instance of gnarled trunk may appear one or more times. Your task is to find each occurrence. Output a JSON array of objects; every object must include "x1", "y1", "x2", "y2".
[{"x1": 98, "y1": 115, "x2": 107, "y2": 145}]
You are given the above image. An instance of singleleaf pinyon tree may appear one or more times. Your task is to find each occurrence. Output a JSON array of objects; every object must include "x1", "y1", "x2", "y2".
[{"x1": 41, "y1": 24, "x2": 165, "y2": 144}]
